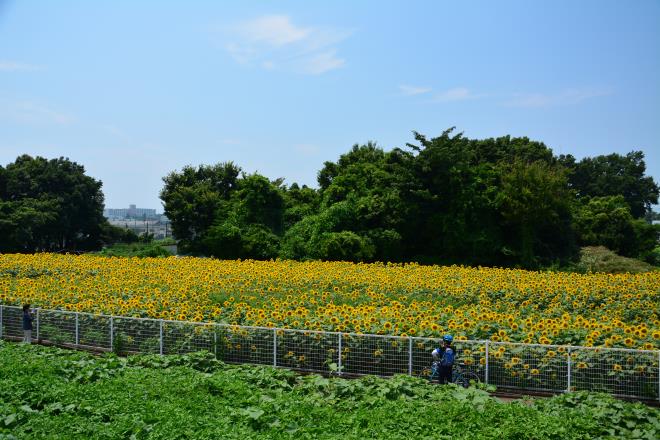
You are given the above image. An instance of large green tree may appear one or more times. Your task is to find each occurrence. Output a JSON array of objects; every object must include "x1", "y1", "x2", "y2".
[
  {"x1": 573, "y1": 195, "x2": 660, "y2": 259},
  {"x1": 494, "y1": 161, "x2": 576, "y2": 267},
  {"x1": 160, "y1": 164, "x2": 286, "y2": 258},
  {"x1": 202, "y1": 174, "x2": 285, "y2": 259},
  {"x1": 563, "y1": 151, "x2": 659, "y2": 218},
  {"x1": 281, "y1": 143, "x2": 412, "y2": 262},
  {"x1": 160, "y1": 162, "x2": 241, "y2": 254},
  {"x1": 0, "y1": 155, "x2": 106, "y2": 252},
  {"x1": 403, "y1": 129, "x2": 502, "y2": 265}
]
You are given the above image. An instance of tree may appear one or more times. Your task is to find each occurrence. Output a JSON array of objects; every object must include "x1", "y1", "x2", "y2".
[
  {"x1": 234, "y1": 173, "x2": 284, "y2": 234},
  {"x1": 402, "y1": 129, "x2": 577, "y2": 267},
  {"x1": 495, "y1": 161, "x2": 576, "y2": 267},
  {"x1": 0, "y1": 155, "x2": 106, "y2": 252},
  {"x1": 160, "y1": 129, "x2": 656, "y2": 269},
  {"x1": 99, "y1": 223, "x2": 140, "y2": 245},
  {"x1": 201, "y1": 174, "x2": 285, "y2": 259},
  {"x1": 573, "y1": 196, "x2": 660, "y2": 258},
  {"x1": 281, "y1": 183, "x2": 320, "y2": 230},
  {"x1": 160, "y1": 162, "x2": 241, "y2": 253},
  {"x1": 160, "y1": 164, "x2": 285, "y2": 258},
  {"x1": 566, "y1": 151, "x2": 659, "y2": 218},
  {"x1": 307, "y1": 142, "x2": 413, "y2": 262},
  {"x1": 403, "y1": 129, "x2": 503, "y2": 265}
]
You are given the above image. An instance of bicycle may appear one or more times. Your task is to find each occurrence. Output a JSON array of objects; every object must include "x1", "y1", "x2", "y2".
[{"x1": 420, "y1": 361, "x2": 481, "y2": 388}]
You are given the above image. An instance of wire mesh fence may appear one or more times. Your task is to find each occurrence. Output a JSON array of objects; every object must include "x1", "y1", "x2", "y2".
[{"x1": 1, "y1": 304, "x2": 658, "y2": 401}]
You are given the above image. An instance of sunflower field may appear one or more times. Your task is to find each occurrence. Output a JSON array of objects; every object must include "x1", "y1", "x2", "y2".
[{"x1": 1, "y1": 253, "x2": 658, "y2": 350}]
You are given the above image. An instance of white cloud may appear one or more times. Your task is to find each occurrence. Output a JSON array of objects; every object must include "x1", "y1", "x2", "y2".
[
  {"x1": 223, "y1": 15, "x2": 351, "y2": 75},
  {"x1": 0, "y1": 61, "x2": 41, "y2": 72},
  {"x1": 236, "y1": 15, "x2": 311, "y2": 47},
  {"x1": 399, "y1": 84, "x2": 432, "y2": 96},
  {"x1": 301, "y1": 50, "x2": 345, "y2": 75},
  {"x1": 434, "y1": 87, "x2": 482, "y2": 102},
  {"x1": 505, "y1": 88, "x2": 612, "y2": 108},
  {"x1": 0, "y1": 100, "x2": 75, "y2": 125}
]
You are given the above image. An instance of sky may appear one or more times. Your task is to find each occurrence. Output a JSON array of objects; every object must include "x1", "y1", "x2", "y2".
[{"x1": 1, "y1": 0, "x2": 659, "y2": 210}]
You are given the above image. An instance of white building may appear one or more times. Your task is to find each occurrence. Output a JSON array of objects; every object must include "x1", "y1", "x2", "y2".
[{"x1": 104, "y1": 204, "x2": 158, "y2": 219}]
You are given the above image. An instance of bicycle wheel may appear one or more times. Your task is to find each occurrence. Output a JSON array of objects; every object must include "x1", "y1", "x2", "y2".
[
  {"x1": 451, "y1": 371, "x2": 469, "y2": 388},
  {"x1": 462, "y1": 372, "x2": 481, "y2": 387}
]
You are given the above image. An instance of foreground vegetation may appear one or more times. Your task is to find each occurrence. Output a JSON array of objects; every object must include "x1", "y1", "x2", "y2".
[
  {"x1": 1, "y1": 254, "x2": 658, "y2": 350},
  {"x1": 0, "y1": 342, "x2": 658, "y2": 439}
]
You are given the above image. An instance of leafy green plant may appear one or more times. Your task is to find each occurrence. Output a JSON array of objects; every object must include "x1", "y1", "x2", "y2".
[
  {"x1": 1, "y1": 342, "x2": 659, "y2": 439},
  {"x1": 112, "y1": 332, "x2": 127, "y2": 356}
]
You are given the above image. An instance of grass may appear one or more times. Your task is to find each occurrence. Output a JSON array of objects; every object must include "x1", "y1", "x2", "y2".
[{"x1": 573, "y1": 246, "x2": 657, "y2": 274}]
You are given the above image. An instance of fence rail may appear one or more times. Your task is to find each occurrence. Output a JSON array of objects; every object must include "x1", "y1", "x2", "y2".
[{"x1": 1, "y1": 304, "x2": 658, "y2": 401}]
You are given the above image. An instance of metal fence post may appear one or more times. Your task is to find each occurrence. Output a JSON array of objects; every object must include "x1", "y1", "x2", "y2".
[
  {"x1": 567, "y1": 347, "x2": 572, "y2": 393},
  {"x1": 273, "y1": 329, "x2": 277, "y2": 367},
  {"x1": 408, "y1": 338, "x2": 413, "y2": 376},
  {"x1": 213, "y1": 328, "x2": 217, "y2": 358},
  {"x1": 159, "y1": 320, "x2": 164, "y2": 355},
  {"x1": 338, "y1": 333, "x2": 343, "y2": 375},
  {"x1": 0, "y1": 304, "x2": 3, "y2": 339},
  {"x1": 75, "y1": 312, "x2": 79, "y2": 345},
  {"x1": 109, "y1": 316, "x2": 114, "y2": 351},
  {"x1": 484, "y1": 341, "x2": 489, "y2": 385},
  {"x1": 35, "y1": 308, "x2": 40, "y2": 341}
]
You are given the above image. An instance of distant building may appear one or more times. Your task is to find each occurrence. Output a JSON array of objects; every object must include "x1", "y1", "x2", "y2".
[
  {"x1": 103, "y1": 205, "x2": 171, "y2": 239},
  {"x1": 104, "y1": 204, "x2": 158, "y2": 219}
]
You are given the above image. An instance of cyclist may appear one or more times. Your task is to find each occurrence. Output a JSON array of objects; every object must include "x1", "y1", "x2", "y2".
[{"x1": 429, "y1": 334, "x2": 455, "y2": 384}]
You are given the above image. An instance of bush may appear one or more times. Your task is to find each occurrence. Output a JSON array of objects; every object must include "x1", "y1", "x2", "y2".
[
  {"x1": 315, "y1": 231, "x2": 375, "y2": 261},
  {"x1": 98, "y1": 242, "x2": 173, "y2": 258},
  {"x1": 574, "y1": 246, "x2": 657, "y2": 273}
]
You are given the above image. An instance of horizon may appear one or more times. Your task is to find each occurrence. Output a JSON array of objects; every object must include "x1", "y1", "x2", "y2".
[{"x1": 1, "y1": 0, "x2": 659, "y2": 208}]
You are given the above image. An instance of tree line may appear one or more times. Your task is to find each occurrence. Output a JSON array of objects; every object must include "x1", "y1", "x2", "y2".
[
  {"x1": 159, "y1": 128, "x2": 660, "y2": 268},
  {"x1": 0, "y1": 155, "x2": 135, "y2": 252},
  {"x1": 1, "y1": 129, "x2": 658, "y2": 267}
]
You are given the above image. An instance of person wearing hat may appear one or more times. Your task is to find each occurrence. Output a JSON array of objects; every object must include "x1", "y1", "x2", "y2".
[{"x1": 429, "y1": 334, "x2": 455, "y2": 384}]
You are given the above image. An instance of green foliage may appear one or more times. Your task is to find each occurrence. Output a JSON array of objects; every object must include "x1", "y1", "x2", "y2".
[
  {"x1": 160, "y1": 164, "x2": 286, "y2": 258},
  {"x1": 159, "y1": 129, "x2": 658, "y2": 271},
  {"x1": 204, "y1": 221, "x2": 280, "y2": 260},
  {"x1": 0, "y1": 155, "x2": 106, "y2": 252},
  {"x1": 112, "y1": 332, "x2": 127, "y2": 356},
  {"x1": 495, "y1": 160, "x2": 575, "y2": 267},
  {"x1": 98, "y1": 241, "x2": 173, "y2": 258},
  {"x1": 159, "y1": 162, "x2": 241, "y2": 254},
  {"x1": 574, "y1": 196, "x2": 660, "y2": 259},
  {"x1": 99, "y1": 223, "x2": 140, "y2": 245},
  {"x1": 565, "y1": 151, "x2": 659, "y2": 218},
  {"x1": 648, "y1": 246, "x2": 660, "y2": 267},
  {"x1": 535, "y1": 391, "x2": 660, "y2": 439},
  {"x1": 316, "y1": 231, "x2": 375, "y2": 261},
  {"x1": 1, "y1": 342, "x2": 659, "y2": 439}
]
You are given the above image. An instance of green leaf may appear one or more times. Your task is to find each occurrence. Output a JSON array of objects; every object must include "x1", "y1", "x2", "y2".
[
  {"x1": 3, "y1": 414, "x2": 17, "y2": 427},
  {"x1": 243, "y1": 407, "x2": 265, "y2": 420}
]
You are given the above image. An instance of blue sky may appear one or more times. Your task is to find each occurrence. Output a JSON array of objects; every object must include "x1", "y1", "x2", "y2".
[{"x1": 1, "y1": 0, "x2": 659, "y2": 210}]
